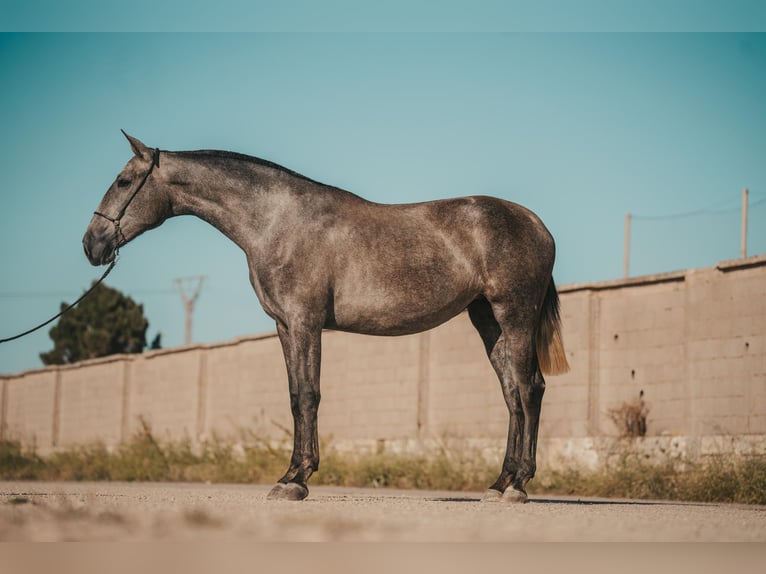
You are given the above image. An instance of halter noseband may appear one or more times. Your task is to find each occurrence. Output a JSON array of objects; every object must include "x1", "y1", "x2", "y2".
[{"x1": 93, "y1": 147, "x2": 161, "y2": 251}]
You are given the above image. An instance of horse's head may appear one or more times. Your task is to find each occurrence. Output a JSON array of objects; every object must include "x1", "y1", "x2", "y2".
[{"x1": 83, "y1": 131, "x2": 172, "y2": 266}]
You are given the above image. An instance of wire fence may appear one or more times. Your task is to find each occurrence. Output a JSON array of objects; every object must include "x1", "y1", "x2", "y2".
[{"x1": 628, "y1": 190, "x2": 766, "y2": 278}]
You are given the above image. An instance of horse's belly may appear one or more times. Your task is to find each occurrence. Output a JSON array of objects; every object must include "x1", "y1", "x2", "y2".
[
  {"x1": 329, "y1": 287, "x2": 477, "y2": 336},
  {"x1": 328, "y1": 222, "x2": 484, "y2": 335}
]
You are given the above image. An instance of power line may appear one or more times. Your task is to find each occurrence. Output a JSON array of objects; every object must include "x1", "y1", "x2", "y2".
[
  {"x1": 0, "y1": 288, "x2": 177, "y2": 299},
  {"x1": 624, "y1": 188, "x2": 763, "y2": 278},
  {"x1": 0, "y1": 283, "x2": 249, "y2": 300},
  {"x1": 632, "y1": 206, "x2": 739, "y2": 221},
  {"x1": 633, "y1": 196, "x2": 766, "y2": 221},
  {"x1": 631, "y1": 191, "x2": 765, "y2": 222}
]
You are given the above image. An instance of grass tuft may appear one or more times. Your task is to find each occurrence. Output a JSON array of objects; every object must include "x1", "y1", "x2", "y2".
[
  {"x1": 1, "y1": 427, "x2": 764, "y2": 505},
  {"x1": 530, "y1": 452, "x2": 766, "y2": 505}
]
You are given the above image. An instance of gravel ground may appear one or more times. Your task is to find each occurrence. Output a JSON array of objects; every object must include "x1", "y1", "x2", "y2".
[{"x1": 2, "y1": 481, "x2": 765, "y2": 542}]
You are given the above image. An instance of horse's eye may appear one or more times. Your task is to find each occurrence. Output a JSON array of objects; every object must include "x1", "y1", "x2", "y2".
[{"x1": 117, "y1": 178, "x2": 132, "y2": 188}]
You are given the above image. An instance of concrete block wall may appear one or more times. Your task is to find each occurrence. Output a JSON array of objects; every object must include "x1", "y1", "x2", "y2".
[
  {"x1": 1, "y1": 254, "x2": 765, "y2": 466},
  {"x1": 541, "y1": 290, "x2": 593, "y2": 439},
  {"x1": 686, "y1": 261, "x2": 766, "y2": 436},
  {"x1": 320, "y1": 331, "x2": 421, "y2": 441},
  {"x1": 2, "y1": 370, "x2": 56, "y2": 448},
  {"x1": 57, "y1": 360, "x2": 124, "y2": 447},
  {"x1": 426, "y1": 315, "x2": 504, "y2": 439},
  {"x1": 127, "y1": 348, "x2": 203, "y2": 441},
  {"x1": 593, "y1": 278, "x2": 688, "y2": 437},
  {"x1": 204, "y1": 335, "x2": 289, "y2": 441}
]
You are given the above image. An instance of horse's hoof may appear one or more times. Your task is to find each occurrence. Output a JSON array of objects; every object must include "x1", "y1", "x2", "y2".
[
  {"x1": 266, "y1": 482, "x2": 309, "y2": 501},
  {"x1": 481, "y1": 489, "x2": 503, "y2": 502},
  {"x1": 501, "y1": 488, "x2": 529, "y2": 503}
]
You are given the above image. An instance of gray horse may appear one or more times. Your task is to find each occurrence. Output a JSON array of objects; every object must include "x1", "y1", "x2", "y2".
[{"x1": 83, "y1": 132, "x2": 569, "y2": 502}]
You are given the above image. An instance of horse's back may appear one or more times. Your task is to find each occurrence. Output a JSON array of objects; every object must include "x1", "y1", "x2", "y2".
[{"x1": 346, "y1": 194, "x2": 555, "y2": 280}]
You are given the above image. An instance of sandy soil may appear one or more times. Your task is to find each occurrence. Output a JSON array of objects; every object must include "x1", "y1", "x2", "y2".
[{"x1": 1, "y1": 481, "x2": 765, "y2": 542}]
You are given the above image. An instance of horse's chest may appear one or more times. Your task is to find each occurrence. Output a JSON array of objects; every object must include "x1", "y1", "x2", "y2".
[
  {"x1": 247, "y1": 258, "x2": 328, "y2": 321},
  {"x1": 247, "y1": 265, "x2": 285, "y2": 320}
]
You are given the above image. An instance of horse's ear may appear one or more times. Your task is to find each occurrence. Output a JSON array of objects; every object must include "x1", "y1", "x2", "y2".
[{"x1": 121, "y1": 129, "x2": 152, "y2": 161}]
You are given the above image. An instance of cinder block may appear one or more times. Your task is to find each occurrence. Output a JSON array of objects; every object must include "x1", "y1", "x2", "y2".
[
  {"x1": 748, "y1": 414, "x2": 766, "y2": 434},
  {"x1": 545, "y1": 383, "x2": 589, "y2": 407},
  {"x1": 647, "y1": 397, "x2": 688, "y2": 434},
  {"x1": 692, "y1": 414, "x2": 750, "y2": 436},
  {"x1": 694, "y1": 377, "x2": 751, "y2": 400},
  {"x1": 540, "y1": 410, "x2": 589, "y2": 438},
  {"x1": 692, "y1": 394, "x2": 752, "y2": 427}
]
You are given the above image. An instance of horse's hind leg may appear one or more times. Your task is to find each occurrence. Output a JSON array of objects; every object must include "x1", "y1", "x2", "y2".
[{"x1": 468, "y1": 297, "x2": 545, "y2": 503}]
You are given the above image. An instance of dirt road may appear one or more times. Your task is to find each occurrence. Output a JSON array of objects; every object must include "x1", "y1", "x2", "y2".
[{"x1": 1, "y1": 481, "x2": 765, "y2": 542}]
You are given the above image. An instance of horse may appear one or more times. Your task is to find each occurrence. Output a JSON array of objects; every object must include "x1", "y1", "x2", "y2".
[{"x1": 83, "y1": 131, "x2": 569, "y2": 502}]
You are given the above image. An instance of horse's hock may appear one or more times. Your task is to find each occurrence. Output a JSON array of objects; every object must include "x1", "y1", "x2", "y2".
[{"x1": 2, "y1": 253, "x2": 765, "y2": 468}]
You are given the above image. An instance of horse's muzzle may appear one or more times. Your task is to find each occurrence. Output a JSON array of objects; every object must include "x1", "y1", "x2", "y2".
[{"x1": 82, "y1": 229, "x2": 116, "y2": 266}]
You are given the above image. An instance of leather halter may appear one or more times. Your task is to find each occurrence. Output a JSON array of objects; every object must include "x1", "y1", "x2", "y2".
[{"x1": 93, "y1": 147, "x2": 161, "y2": 247}]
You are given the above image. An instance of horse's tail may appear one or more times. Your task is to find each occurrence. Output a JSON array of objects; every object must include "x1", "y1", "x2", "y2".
[{"x1": 536, "y1": 278, "x2": 570, "y2": 376}]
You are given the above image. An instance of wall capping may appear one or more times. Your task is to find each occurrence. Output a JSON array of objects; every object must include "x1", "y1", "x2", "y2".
[
  {"x1": 716, "y1": 253, "x2": 766, "y2": 273},
  {"x1": 558, "y1": 253, "x2": 766, "y2": 295},
  {"x1": 559, "y1": 270, "x2": 686, "y2": 294}
]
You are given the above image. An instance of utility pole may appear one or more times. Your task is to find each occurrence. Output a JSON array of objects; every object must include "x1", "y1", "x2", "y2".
[
  {"x1": 623, "y1": 212, "x2": 631, "y2": 279},
  {"x1": 741, "y1": 188, "x2": 749, "y2": 259},
  {"x1": 175, "y1": 276, "x2": 206, "y2": 345}
]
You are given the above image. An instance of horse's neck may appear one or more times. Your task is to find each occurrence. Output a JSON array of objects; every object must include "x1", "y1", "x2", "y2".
[{"x1": 168, "y1": 153, "x2": 285, "y2": 252}]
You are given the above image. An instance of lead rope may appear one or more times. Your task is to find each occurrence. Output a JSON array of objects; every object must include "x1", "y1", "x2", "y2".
[{"x1": 0, "y1": 259, "x2": 117, "y2": 344}]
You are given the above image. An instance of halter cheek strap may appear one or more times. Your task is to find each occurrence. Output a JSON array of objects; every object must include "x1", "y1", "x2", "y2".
[{"x1": 93, "y1": 147, "x2": 161, "y2": 250}]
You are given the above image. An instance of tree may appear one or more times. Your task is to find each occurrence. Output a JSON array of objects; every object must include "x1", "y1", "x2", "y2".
[{"x1": 40, "y1": 282, "x2": 149, "y2": 365}]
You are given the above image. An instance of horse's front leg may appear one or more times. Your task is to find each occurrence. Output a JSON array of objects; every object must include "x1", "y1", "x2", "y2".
[{"x1": 267, "y1": 321, "x2": 322, "y2": 501}]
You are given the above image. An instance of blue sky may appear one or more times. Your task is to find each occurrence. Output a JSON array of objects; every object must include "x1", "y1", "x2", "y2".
[
  {"x1": 2, "y1": 1, "x2": 765, "y2": 32},
  {"x1": 1, "y1": 5, "x2": 765, "y2": 374}
]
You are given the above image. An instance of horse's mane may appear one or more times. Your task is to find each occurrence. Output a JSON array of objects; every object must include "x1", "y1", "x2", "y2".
[{"x1": 173, "y1": 149, "x2": 328, "y2": 187}]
